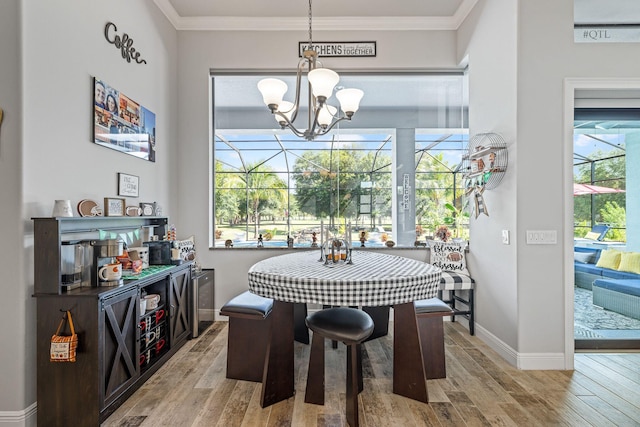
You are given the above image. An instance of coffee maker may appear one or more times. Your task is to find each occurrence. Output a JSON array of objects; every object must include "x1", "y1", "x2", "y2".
[
  {"x1": 92, "y1": 239, "x2": 124, "y2": 287},
  {"x1": 60, "y1": 241, "x2": 84, "y2": 291}
]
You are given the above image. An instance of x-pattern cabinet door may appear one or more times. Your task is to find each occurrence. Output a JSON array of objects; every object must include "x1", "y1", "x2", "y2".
[
  {"x1": 169, "y1": 267, "x2": 191, "y2": 345},
  {"x1": 100, "y1": 287, "x2": 139, "y2": 409}
]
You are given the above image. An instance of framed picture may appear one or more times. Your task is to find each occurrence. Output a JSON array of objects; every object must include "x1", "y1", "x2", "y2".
[
  {"x1": 104, "y1": 198, "x2": 126, "y2": 216},
  {"x1": 140, "y1": 202, "x2": 155, "y2": 216},
  {"x1": 93, "y1": 77, "x2": 156, "y2": 162},
  {"x1": 118, "y1": 173, "x2": 139, "y2": 197}
]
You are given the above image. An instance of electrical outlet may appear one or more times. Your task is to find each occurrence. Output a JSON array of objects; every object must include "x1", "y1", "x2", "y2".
[{"x1": 502, "y1": 230, "x2": 510, "y2": 245}]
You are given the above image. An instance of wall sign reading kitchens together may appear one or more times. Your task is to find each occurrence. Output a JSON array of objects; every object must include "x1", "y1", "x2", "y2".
[
  {"x1": 104, "y1": 22, "x2": 147, "y2": 64},
  {"x1": 298, "y1": 41, "x2": 376, "y2": 58}
]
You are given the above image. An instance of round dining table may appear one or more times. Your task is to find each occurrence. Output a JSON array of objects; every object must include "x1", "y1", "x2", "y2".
[{"x1": 248, "y1": 250, "x2": 442, "y2": 407}]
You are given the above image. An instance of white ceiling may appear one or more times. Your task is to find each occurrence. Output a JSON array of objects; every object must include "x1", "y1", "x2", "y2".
[
  {"x1": 154, "y1": 0, "x2": 476, "y2": 31},
  {"x1": 155, "y1": 0, "x2": 640, "y2": 31}
]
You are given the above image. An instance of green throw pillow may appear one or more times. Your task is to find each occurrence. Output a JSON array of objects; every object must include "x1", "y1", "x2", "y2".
[
  {"x1": 595, "y1": 249, "x2": 621, "y2": 270},
  {"x1": 617, "y1": 252, "x2": 640, "y2": 274}
]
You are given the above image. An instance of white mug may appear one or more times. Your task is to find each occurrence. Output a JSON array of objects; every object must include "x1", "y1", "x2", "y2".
[
  {"x1": 52, "y1": 200, "x2": 73, "y2": 217},
  {"x1": 145, "y1": 294, "x2": 160, "y2": 309},
  {"x1": 99, "y1": 263, "x2": 122, "y2": 281}
]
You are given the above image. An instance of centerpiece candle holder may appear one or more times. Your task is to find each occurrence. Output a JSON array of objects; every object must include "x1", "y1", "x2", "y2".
[{"x1": 320, "y1": 237, "x2": 353, "y2": 265}]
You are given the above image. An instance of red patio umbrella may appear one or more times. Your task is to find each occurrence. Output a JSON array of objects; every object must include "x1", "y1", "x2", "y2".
[{"x1": 573, "y1": 183, "x2": 625, "y2": 196}]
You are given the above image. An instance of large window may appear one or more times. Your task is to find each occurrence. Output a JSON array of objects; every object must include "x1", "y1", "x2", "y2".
[{"x1": 211, "y1": 73, "x2": 468, "y2": 248}]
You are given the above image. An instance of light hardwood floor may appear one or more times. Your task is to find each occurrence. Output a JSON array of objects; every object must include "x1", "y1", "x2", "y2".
[{"x1": 103, "y1": 321, "x2": 640, "y2": 426}]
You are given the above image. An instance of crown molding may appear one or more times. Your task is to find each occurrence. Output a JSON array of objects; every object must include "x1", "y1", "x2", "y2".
[{"x1": 153, "y1": 0, "x2": 477, "y2": 31}]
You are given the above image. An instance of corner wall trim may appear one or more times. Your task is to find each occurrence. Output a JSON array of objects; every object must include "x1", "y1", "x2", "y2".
[{"x1": 0, "y1": 402, "x2": 37, "y2": 426}]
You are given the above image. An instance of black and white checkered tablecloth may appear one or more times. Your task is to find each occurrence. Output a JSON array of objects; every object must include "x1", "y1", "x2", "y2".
[{"x1": 248, "y1": 250, "x2": 442, "y2": 306}]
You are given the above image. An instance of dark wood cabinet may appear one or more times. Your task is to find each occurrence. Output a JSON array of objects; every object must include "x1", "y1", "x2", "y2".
[
  {"x1": 100, "y1": 287, "x2": 139, "y2": 409},
  {"x1": 169, "y1": 266, "x2": 191, "y2": 345},
  {"x1": 33, "y1": 217, "x2": 192, "y2": 426}
]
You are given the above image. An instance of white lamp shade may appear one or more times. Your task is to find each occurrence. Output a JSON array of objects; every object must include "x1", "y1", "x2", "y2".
[
  {"x1": 336, "y1": 88, "x2": 364, "y2": 114},
  {"x1": 308, "y1": 68, "x2": 339, "y2": 100},
  {"x1": 276, "y1": 101, "x2": 296, "y2": 123},
  {"x1": 317, "y1": 105, "x2": 337, "y2": 127},
  {"x1": 257, "y1": 78, "x2": 288, "y2": 107}
]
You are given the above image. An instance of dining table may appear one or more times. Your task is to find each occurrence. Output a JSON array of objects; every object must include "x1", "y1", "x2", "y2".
[{"x1": 248, "y1": 249, "x2": 442, "y2": 408}]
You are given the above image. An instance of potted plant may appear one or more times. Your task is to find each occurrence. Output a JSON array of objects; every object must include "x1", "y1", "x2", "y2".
[{"x1": 443, "y1": 202, "x2": 469, "y2": 240}]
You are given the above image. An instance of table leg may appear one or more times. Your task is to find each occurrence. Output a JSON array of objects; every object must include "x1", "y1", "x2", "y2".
[
  {"x1": 260, "y1": 300, "x2": 295, "y2": 408},
  {"x1": 392, "y1": 302, "x2": 428, "y2": 403}
]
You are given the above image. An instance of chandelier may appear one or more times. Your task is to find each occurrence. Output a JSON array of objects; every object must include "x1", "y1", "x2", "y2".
[{"x1": 257, "y1": 0, "x2": 364, "y2": 141}]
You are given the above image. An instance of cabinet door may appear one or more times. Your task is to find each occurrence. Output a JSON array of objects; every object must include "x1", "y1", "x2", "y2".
[
  {"x1": 100, "y1": 288, "x2": 139, "y2": 409},
  {"x1": 169, "y1": 267, "x2": 191, "y2": 345}
]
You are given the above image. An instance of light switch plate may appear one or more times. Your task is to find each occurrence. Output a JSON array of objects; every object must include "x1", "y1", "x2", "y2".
[
  {"x1": 526, "y1": 230, "x2": 557, "y2": 244},
  {"x1": 502, "y1": 230, "x2": 510, "y2": 245}
]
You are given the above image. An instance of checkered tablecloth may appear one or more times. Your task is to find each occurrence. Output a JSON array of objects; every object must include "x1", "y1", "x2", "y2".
[{"x1": 248, "y1": 250, "x2": 442, "y2": 306}]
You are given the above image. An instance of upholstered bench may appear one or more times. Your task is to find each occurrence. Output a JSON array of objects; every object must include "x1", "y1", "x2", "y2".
[
  {"x1": 438, "y1": 271, "x2": 476, "y2": 335},
  {"x1": 415, "y1": 297, "x2": 454, "y2": 379},
  {"x1": 220, "y1": 291, "x2": 273, "y2": 382},
  {"x1": 592, "y1": 278, "x2": 640, "y2": 320}
]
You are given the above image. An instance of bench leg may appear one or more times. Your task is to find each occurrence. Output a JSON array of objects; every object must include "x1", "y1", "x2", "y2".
[{"x1": 417, "y1": 315, "x2": 447, "y2": 379}]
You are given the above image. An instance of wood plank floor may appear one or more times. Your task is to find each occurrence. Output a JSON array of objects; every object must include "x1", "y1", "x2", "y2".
[{"x1": 102, "y1": 321, "x2": 640, "y2": 427}]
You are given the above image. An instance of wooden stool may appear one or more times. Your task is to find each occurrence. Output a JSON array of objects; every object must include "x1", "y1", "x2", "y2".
[
  {"x1": 220, "y1": 291, "x2": 273, "y2": 382},
  {"x1": 305, "y1": 307, "x2": 374, "y2": 427},
  {"x1": 415, "y1": 297, "x2": 454, "y2": 379}
]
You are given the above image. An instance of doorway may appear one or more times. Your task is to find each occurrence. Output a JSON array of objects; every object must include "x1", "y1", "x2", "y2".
[{"x1": 568, "y1": 83, "x2": 640, "y2": 351}]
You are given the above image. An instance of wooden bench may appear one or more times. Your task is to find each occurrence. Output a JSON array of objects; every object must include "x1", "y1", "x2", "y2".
[
  {"x1": 415, "y1": 297, "x2": 455, "y2": 379},
  {"x1": 220, "y1": 291, "x2": 273, "y2": 382}
]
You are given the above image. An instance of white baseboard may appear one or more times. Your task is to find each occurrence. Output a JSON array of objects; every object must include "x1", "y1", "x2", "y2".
[
  {"x1": 0, "y1": 403, "x2": 37, "y2": 427},
  {"x1": 475, "y1": 324, "x2": 567, "y2": 370}
]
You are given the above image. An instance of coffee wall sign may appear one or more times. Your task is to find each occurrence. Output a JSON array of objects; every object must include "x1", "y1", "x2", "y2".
[{"x1": 104, "y1": 22, "x2": 147, "y2": 64}]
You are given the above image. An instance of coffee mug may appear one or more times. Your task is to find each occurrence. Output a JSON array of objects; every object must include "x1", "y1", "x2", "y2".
[
  {"x1": 155, "y1": 309, "x2": 165, "y2": 323},
  {"x1": 99, "y1": 263, "x2": 122, "y2": 281},
  {"x1": 139, "y1": 319, "x2": 147, "y2": 331},
  {"x1": 139, "y1": 298, "x2": 147, "y2": 313},
  {"x1": 145, "y1": 294, "x2": 160, "y2": 310},
  {"x1": 155, "y1": 338, "x2": 165, "y2": 353}
]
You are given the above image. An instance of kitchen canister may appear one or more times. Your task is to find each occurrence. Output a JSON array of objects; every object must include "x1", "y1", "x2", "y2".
[{"x1": 52, "y1": 200, "x2": 73, "y2": 217}]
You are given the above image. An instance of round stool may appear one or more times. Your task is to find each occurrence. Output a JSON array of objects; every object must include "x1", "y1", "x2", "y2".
[{"x1": 304, "y1": 307, "x2": 374, "y2": 427}]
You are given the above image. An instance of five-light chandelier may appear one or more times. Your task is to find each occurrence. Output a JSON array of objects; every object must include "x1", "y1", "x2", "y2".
[{"x1": 257, "y1": 0, "x2": 364, "y2": 141}]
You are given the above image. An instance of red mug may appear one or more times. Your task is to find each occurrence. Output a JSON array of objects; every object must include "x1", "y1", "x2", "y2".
[
  {"x1": 155, "y1": 338, "x2": 165, "y2": 353},
  {"x1": 155, "y1": 309, "x2": 165, "y2": 323},
  {"x1": 139, "y1": 320, "x2": 146, "y2": 331},
  {"x1": 139, "y1": 354, "x2": 146, "y2": 365}
]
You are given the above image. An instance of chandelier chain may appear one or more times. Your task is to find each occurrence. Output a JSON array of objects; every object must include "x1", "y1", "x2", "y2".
[{"x1": 308, "y1": 0, "x2": 313, "y2": 47}]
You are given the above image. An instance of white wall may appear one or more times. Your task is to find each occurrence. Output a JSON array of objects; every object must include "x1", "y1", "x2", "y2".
[
  {"x1": 4, "y1": 0, "x2": 178, "y2": 422},
  {"x1": 0, "y1": 0, "x2": 28, "y2": 419},
  {"x1": 457, "y1": 0, "x2": 519, "y2": 359},
  {"x1": 458, "y1": 0, "x2": 640, "y2": 368},
  {"x1": 175, "y1": 29, "x2": 460, "y2": 311}
]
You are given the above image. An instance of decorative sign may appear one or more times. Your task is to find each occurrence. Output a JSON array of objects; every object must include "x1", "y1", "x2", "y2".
[
  {"x1": 574, "y1": 25, "x2": 640, "y2": 43},
  {"x1": 118, "y1": 173, "x2": 139, "y2": 197},
  {"x1": 298, "y1": 41, "x2": 376, "y2": 58},
  {"x1": 401, "y1": 174, "x2": 411, "y2": 211},
  {"x1": 104, "y1": 22, "x2": 147, "y2": 64}
]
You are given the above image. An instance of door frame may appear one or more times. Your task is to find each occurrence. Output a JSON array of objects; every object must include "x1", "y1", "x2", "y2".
[{"x1": 564, "y1": 77, "x2": 640, "y2": 367}]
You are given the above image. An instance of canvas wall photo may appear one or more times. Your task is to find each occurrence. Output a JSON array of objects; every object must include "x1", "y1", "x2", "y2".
[{"x1": 93, "y1": 77, "x2": 156, "y2": 162}]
